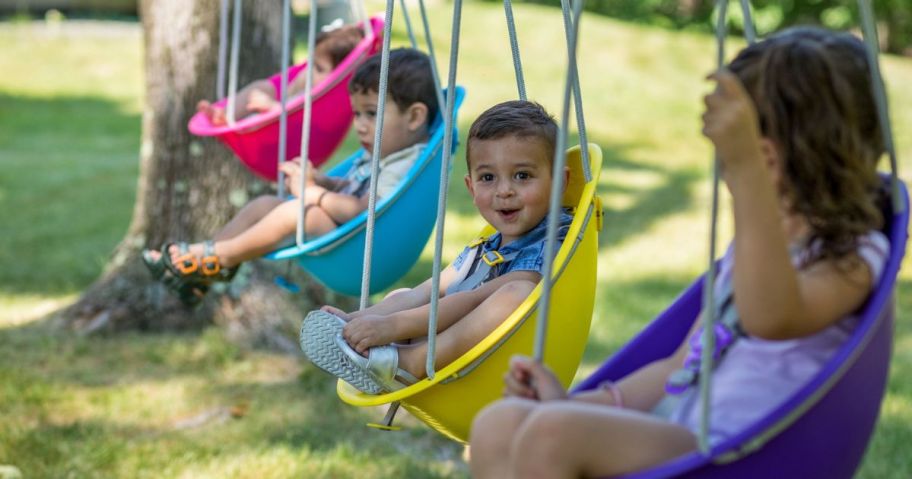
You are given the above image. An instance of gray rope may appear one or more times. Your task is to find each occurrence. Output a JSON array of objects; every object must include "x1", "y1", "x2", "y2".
[
  {"x1": 533, "y1": 0, "x2": 583, "y2": 362},
  {"x1": 426, "y1": 0, "x2": 463, "y2": 379},
  {"x1": 399, "y1": 0, "x2": 419, "y2": 49},
  {"x1": 216, "y1": 0, "x2": 230, "y2": 99},
  {"x1": 295, "y1": 0, "x2": 319, "y2": 247},
  {"x1": 417, "y1": 0, "x2": 446, "y2": 122},
  {"x1": 356, "y1": 0, "x2": 371, "y2": 38},
  {"x1": 277, "y1": 0, "x2": 292, "y2": 198},
  {"x1": 226, "y1": 0, "x2": 242, "y2": 124},
  {"x1": 358, "y1": 0, "x2": 396, "y2": 310},
  {"x1": 696, "y1": 0, "x2": 729, "y2": 455},
  {"x1": 858, "y1": 0, "x2": 903, "y2": 212},
  {"x1": 503, "y1": 0, "x2": 527, "y2": 100},
  {"x1": 558, "y1": 0, "x2": 591, "y2": 182},
  {"x1": 738, "y1": 0, "x2": 756, "y2": 44}
]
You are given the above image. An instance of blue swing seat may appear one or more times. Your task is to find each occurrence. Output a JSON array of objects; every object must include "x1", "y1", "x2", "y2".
[
  {"x1": 574, "y1": 178, "x2": 909, "y2": 479},
  {"x1": 266, "y1": 87, "x2": 466, "y2": 295}
]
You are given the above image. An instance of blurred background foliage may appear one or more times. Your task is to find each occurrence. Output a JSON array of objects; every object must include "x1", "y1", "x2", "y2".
[
  {"x1": 484, "y1": 0, "x2": 912, "y2": 55},
  {"x1": 4, "y1": 0, "x2": 911, "y2": 54}
]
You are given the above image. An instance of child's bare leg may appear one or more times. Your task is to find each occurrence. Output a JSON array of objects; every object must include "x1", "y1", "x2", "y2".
[
  {"x1": 153, "y1": 199, "x2": 336, "y2": 268},
  {"x1": 215, "y1": 195, "x2": 284, "y2": 240},
  {"x1": 470, "y1": 398, "x2": 538, "y2": 479},
  {"x1": 209, "y1": 199, "x2": 337, "y2": 266},
  {"x1": 396, "y1": 280, "x2": 536, "y2": 379},
  {"x1": 509, "y1": 401, "x2": 696, "y2": 478}
]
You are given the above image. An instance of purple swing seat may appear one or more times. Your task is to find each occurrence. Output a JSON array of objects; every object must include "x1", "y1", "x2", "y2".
[
  {"x1": 187, "y1": 17, "x2": 384, "y2": 182},
  {"x1": 574, "y1": 178, "x2": 909, "y2": 479}
]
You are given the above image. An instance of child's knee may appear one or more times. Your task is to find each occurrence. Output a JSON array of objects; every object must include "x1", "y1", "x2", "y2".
[
  {"x1": 248, "y1": 195, "x2": 284, "y2": 212},
  {"x1": 517, "y1": 406, "x2": 568, "y2": 449},
  {"x1": 383, "y1": 288, "x2": 412, "y2": 300},
  {"x1": 471, "y1": 398, "x2": 532, "y2": 446}
]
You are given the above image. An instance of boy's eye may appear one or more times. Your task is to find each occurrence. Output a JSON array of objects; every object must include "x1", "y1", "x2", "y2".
[
  {"x1": 479, "y1": 173, "x2": 494, "y2": 182},
  {"x1": 514, "y1": 171, "x2": 531, "y2": 180}
]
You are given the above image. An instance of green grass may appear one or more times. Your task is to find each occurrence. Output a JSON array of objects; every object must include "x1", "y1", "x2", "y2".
[{"x1": 2, "y1": 3, "x2": 912, "y2": 477}]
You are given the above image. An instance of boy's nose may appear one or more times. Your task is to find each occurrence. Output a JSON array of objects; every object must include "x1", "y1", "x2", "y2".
[{"x1": 495, "y1": 183, "x2": 515, "y2": 197}]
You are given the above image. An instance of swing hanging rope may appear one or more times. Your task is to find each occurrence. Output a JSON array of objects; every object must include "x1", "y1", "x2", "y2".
[
  {"x1": 558, "y1": 0, "x2": 591, "y2": 183},
  {"x1": 217, "y1": 0, "x2": 230, "y2": 100},
  {"x1": 416, "y1": 0, "x2": 447, "y2": 119},
  {"x1": 533, "y1": 0, "x2": 584, "y2": 362},
  {"x1": 276, "y1": 0, "x2": 292, "y2": 198},
  {"x1": 503, "y1": 0, "x2": 526, "y2": 101},
  {"x1": 226, "y1": 0, "x2": 243, "y2": 125},
  {"x1": 857, "y1": 0, "x2": 903, "y2": 212},
  {"x1": 358, "y1": 0, "x2": 398, "y2": 309},
  {"x1": 399, "y1": 0, "x2": 419, "y2": 49},
  {"x1": 425, "y1": 0, "x2": 464, "y2": 379},
  {"x1": 295, "y1": 0, "x2": 320, "y2": 246},
  {"x1": 695, "y1": 0, "x2": 747, "y2": 456}
]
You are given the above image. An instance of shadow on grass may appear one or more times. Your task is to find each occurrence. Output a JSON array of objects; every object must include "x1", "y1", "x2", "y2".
[
  {"x1": 0, "y1": 93, "x2": 140, "y2": 296},
  {"x1": 0, "y1": 316, "x2": 466, "y2": 477}
]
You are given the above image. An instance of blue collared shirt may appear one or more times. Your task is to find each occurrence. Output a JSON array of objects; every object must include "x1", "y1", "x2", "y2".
[{"x1": 451, "y1": 208, "x2": 574, "y2": 283}]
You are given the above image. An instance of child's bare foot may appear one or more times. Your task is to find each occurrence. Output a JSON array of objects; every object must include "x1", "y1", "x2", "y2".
[{"x1": 197, "y1": 100, "x2": 227, "y2": 126}]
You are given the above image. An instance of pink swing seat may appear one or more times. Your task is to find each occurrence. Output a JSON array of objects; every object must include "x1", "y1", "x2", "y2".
[{"x1": 187, "y1": 16, "x2": 384, "y2": 182}]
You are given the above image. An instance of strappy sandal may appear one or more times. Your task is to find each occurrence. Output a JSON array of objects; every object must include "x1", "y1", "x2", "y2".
[
  {"x1": 146, "y1": 241, "x2": 239, "y2": 305},
  {"x1": 300, "y1": 310, "x2": 418, "y2": 394}
]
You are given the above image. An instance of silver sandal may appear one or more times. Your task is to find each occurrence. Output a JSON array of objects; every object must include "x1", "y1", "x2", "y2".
[{"x1": 300, "y1": 310, "x2": 417, "y2": 394}]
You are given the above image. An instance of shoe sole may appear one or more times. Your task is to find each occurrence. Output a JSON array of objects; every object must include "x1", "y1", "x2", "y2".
[{"x1": 300, "y1": 310, "x2": 384, "y2": 394}]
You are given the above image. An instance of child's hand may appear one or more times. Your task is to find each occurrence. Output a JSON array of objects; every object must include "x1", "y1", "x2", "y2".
[
  {"x1": 702, "y1": 69, "x2": 763, "y2": 173},
  {"x1": 320, "y1": 305, "x2": 353, "y2": 321},
  {"x1": 342, "y1": 314, "x2": 399, "y2": 354},
  {"x1": 246, "y1": 89, "x2": 279, "y2": 113},
  {"x1": 503, "y1": 355, "x2": 567, "y2": 402}
]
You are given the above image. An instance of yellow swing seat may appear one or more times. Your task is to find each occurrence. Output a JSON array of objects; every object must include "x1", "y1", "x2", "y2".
[{"x1": 336, "y1": 144, "x2": 603, "y2": 443}]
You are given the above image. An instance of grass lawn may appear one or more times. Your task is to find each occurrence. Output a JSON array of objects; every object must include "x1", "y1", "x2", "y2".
[{"x1": 2, "y1": 2, "x2": 911, "y2": 477}]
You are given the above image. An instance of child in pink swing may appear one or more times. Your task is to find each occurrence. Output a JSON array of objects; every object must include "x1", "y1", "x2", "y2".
[
  {"x1": 469, "y1": 27, "x2": 890, "y2": 479},
  {"x1": 197, "y1": 23, "x2": 364, "y2": 126}
]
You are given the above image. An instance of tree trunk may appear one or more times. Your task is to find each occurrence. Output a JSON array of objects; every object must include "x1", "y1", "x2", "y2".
[{"x1": 60, "y1": 0, "x2": 347, "y2": 349}]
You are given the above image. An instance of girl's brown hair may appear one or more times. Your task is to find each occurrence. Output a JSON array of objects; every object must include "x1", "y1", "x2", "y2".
[{"x1": 728, "y1": 26, "x2": 885, "y2": 264}]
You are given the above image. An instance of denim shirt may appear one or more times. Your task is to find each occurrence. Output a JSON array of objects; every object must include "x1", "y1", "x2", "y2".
[{"x1": 450, "y1": 208, "x2": 574, "y2": 288}]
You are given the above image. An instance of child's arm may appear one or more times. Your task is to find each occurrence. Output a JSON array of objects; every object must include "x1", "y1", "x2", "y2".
[
  {"x1": 316, "y1": 191, "x2": 372, "y2": 225},
  {"x1": 343, "y1": 270, "x2": 541, "y2": 354},
  {"x1": 705, "y1": 71, "x2": 874, "y2": 340}
]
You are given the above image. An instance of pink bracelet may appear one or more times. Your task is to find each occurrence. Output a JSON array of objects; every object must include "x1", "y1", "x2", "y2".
[{"x1": 598, "y1": 380, "x2": 624, "y2": 409}]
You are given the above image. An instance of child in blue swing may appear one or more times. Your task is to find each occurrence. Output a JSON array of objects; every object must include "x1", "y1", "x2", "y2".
[
  {"x1": 143, "y1": 48, "x2": 438, "y2": 304},
  {"x1": 470, "y1": 27, "x2": 890, "y2": 478},
  {"x1": 299, "y1": 100, "x2": 574, "y2": 394}
]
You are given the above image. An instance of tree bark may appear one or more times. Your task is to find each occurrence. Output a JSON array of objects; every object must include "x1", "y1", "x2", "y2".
[{"x1": 60, "y1": 0, "x2": 347, "y2": 348}]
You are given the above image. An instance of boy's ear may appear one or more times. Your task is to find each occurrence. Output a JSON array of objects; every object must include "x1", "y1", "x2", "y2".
[
  {"x1": 464, "y1": 173, "x2": 475, "y2": 198},
  {"x1": 562, "y1": 165, "x2": 570, "y2": 192},
  {"x1": 406, "y1": 102, "x2": 429, "y2": 131}
]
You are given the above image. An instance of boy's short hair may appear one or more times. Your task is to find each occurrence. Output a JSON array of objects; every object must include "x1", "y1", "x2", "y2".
[
  {"x1": 315, "y1": 24, "x2": 365, "y2": 68},
  {"x1": 349, "y1": 48, "x2": 439, "y2": 126},
  {"x1": 466, "y1": 100, "x2": 558, "y2": 169}
]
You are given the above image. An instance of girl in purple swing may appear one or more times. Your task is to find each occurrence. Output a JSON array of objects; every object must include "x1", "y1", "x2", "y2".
[{"x1": 470, "y1": 26, "x2": 891, "y2": 479}]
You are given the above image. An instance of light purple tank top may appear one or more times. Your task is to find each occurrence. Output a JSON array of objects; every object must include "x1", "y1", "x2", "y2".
[{"x1": 665, "y1": 231, "x2": 890, "y2": 444}]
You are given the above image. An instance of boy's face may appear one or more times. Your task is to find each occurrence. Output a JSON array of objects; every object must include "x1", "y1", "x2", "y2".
[
  {"x1": 464, "y1": 135, "x2": 560, "y2": 245},
  {"x1": 350, "y1": 90, "x2": 422, "y2": 159}
]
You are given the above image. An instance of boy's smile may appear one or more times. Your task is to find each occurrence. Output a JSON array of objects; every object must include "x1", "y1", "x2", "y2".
[{"x1": 465, "y1": 135, "x2": 565, "y2": 245}]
